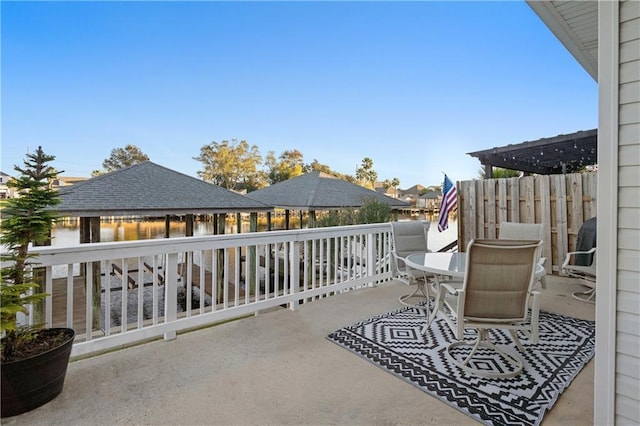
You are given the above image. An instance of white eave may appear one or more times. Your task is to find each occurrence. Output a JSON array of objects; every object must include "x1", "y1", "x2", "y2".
[{"x1": 526, "y1": 0, "x2": 598, "y2": 81}]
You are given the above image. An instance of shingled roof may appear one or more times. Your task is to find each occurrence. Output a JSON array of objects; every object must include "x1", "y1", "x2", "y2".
[
  {"x1": 57, "y1": 161, "x2": 273, "y2": 217},
  {"x1": 245, "y1": 171, "x2": 409, "y2": 210}
]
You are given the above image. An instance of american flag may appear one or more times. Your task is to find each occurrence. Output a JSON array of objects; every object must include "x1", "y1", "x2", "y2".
[{"x1": 437, "y1": 174, "x2": 457, "y2": 232}]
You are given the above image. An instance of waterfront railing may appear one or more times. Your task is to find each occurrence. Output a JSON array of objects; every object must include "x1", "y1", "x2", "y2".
[{"x1": 16, "y1": 223, "x2": 394, "y2": 357}]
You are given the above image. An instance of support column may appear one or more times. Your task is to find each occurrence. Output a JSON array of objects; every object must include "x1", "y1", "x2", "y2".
[
  {"x1": 185, "y1": 214, "x2": 194, "y2": 237},
  {"x1": 484, "y1": 163, "x2": 493, "y2": 178}
]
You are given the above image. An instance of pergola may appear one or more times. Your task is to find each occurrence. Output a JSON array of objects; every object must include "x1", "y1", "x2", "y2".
[{"x1": 467, "y1": 129, "x2": 597, "y2": 176}]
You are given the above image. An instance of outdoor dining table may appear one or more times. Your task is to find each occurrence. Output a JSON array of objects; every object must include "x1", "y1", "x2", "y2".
[{"x1": 404, "y1": 252, "x2": 546, "y2": 335}]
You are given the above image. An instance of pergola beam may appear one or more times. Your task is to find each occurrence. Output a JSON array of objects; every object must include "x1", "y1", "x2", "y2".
[{"x1": 468, "y1": 129, "x2": 597, "y2": 175}]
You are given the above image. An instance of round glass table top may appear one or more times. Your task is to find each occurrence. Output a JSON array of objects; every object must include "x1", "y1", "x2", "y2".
[
  {"x1": 405, "y1": 252, "x2": 467, "y2": 276},
  {"x1": 405, "y1": 252, "x2": 545, "y2": 278}
]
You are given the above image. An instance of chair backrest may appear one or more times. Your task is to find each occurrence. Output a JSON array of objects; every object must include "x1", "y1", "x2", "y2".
[
  {"x1": 499, "y1": 222, "x2": 544, "y2": 264},
  {"x1": 390, "y1": 221, "x2": 429, "y2": 258},
  {"x1": 574, "y1": 217, "x2": 597, "y2": 266},
  {"x1": 499, "y1": 222, "x2": 544, "y2": 242},
  {"x1": 463, "y1": 239, "x2": 542, "y2": 321}
]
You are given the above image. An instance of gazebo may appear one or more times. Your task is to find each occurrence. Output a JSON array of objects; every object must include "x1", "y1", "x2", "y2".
[
  {"x1": 56, "y1": 161, "x2": 273, "y2": 243},
  {"x1": 467, "y1": 128, "x2": 597, "y2": 176},
  {"x1": 245, "y1": 171, "x2": 409, "y2": 229}
]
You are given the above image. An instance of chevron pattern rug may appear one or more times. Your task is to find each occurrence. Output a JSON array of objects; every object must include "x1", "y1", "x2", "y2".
[{"x1": 327, "y1": 305, "x2": 595, "y2": 426}]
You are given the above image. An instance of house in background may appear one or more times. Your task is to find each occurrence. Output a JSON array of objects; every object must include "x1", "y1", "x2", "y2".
[
  {"x1": 0, "y1": 171, "x2": 90, "y2": 198},
  {"x1": 397, "y1": 184, "x2": 426, "y2": 207},
  {"x1": 527, "y1": 1, "x2": 639, "y2": 424},
  {"x1": 373, "y1": 181, "x2": 398, "y2": 198},
  {"x1": 0, "y1": 171, "x2": 14, "y2": 199},
  {"x1": 416, "y1": 190, "x2": 439, "y2": 211},
  {"x1": 52, "y1": 175, "x2": 89, "y2": 189}
]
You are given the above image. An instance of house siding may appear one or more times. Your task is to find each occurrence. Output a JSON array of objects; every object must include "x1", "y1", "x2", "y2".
[{"x1": 616, "y1": 1, "x2": 640, "y2": 424}]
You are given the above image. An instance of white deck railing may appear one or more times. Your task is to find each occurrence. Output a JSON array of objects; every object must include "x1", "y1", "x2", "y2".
[{"x1": 21, "y1": 223, "x2": 394, "y2": 357}]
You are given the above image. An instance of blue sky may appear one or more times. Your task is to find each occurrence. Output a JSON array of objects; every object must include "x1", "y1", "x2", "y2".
[{"x1": 1, "y1": 1, "x2": 597, "y2": 189}]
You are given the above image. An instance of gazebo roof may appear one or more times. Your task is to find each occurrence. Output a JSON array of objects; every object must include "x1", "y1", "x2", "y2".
[
  {"x1": 245, "y1": 171, "x2": 409, "y2": 210},
  {"x1": 467, "y1": 129, "x2": 597, "y2": 175},
  {"x1": 57, "y1": 161, "x2": 273, "y2": 217}
]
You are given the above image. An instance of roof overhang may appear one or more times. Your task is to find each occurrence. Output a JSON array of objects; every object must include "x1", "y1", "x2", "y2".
[{"x1": 526, "y1": 1, "x2": 598, "y2": 81}]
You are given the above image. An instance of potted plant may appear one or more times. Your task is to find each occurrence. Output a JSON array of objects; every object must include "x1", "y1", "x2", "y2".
[{"x1": 1, "y1": 147, "x2": 75, "y2": 418}]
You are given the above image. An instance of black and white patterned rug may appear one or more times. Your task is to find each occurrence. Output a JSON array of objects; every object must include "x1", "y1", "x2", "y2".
[{"x1": 327, "y1": 305, "x2": 595, "y2": 426}]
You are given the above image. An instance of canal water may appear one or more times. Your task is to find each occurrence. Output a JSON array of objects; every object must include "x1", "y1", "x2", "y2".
[{"x1": 51, "y1": 214, "x2": 458, "y2": 252}]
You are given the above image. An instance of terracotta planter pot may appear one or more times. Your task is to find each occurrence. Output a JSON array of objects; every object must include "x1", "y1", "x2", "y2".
[{"x1": 1, "y1": 328, "x2": 75, "y2": 418}]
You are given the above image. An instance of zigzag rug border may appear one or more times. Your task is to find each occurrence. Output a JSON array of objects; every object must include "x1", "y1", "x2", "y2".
[{"x1": 326, "y1": 306, "x2": 595, "y2": 426}]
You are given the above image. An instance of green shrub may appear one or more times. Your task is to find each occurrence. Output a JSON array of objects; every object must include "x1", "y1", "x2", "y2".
[
  {"x1": 315, "y1": 198, "x2": 391, "y2": 227},
  {"x1": 1, "y1": 147, "x2": 61, "y2": 360}
]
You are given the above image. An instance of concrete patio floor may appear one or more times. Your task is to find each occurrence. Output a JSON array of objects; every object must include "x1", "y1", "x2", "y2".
[{"x1": 4, "y1": 275, "x2": 595, "y2": 425}]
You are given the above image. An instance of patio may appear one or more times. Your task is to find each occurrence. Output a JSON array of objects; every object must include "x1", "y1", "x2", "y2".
[{"x1": 4, "y1": 275, "x2": 594, "y2": 425}]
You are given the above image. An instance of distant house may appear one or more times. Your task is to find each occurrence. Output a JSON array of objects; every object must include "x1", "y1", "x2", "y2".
[
  {"x1": 401, "y1": 184, "x2": 426, "y2": 196},
  {"x1": 416, "y1": 190, "x2": 440, "y2": 210},
  {"x1": 373, "y1": 181, "x2": 398, "y2": 198},
  {"x1": 51, "y1": 175, "x2": 89, "y2": 190},
  {"x1": 0, "y1": 172, "x2": 90, "y2": 198},
  {"x1": 398, "y1": 184, "x2": 426, "y2": 207},
  {"x1": 0, "y1": 171, "x2": 14, "y2": 199}
]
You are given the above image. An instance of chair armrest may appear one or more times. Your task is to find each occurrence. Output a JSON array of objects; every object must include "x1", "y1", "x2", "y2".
[
  {"x1": 391, "y1": 251, "x2": 404, "y2": 266},
  {"x1": 562, "y1": 247, "x2": 596, "y2": 272},
  {"x1": 441, "y1": 282, "x2": 460, "y2": 295}
]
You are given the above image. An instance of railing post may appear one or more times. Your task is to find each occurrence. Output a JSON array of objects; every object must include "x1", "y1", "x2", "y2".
[
  {"x1": 289, "y1": 241, "x2": 300, "y2": 311},
  {"x1": 366, "y1": 233, "x2": 376, "y2": 287},
  {"x1": 249, "y1": 213, "x2": 257, "y2": 298},
  {"x1": 164, "y1": 253, "x2": 178, "y2": 340}
]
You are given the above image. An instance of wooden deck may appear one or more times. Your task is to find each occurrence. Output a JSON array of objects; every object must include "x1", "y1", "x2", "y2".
[
  {"x1": 51, "y1": 275, "x2": 90, "y2": 334},
  {"x1": 48, "y1": 249, "x2": 352, "y2": 339},
  {"x1": 178, "y1": 262, "x2": 247, "y2": 303},
  {"x1": 49, "y1": 263, "x2": 248, "y2": 336}
]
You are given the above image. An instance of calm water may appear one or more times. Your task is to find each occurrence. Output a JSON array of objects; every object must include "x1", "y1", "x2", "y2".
[{"x1": 51, "y1": 215, "x2": 458, "y2": 252}]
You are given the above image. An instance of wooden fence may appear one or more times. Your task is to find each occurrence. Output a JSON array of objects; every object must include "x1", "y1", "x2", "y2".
[{"x1": 457, "y1": 172, "x2": 597, "y2": 274}]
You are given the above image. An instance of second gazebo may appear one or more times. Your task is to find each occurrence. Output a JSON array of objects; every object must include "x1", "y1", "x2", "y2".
[{"x1": 245, "y1": 171, "x2": 409, "y2": 229}]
